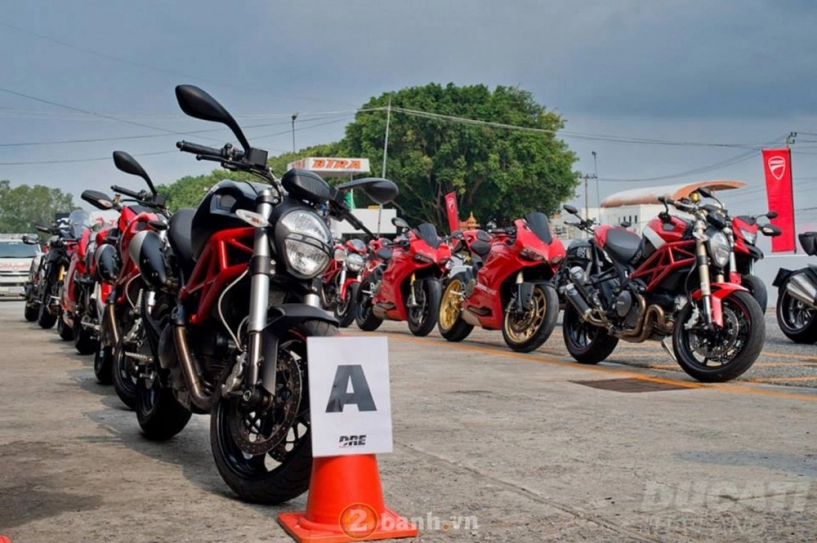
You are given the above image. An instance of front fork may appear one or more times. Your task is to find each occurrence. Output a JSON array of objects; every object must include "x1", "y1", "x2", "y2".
[
  {"x1": 245, "y1": 190, "x2": 276, "y2": 398},
  {"x1": 695, "y1": 224, "x2": 715, "y2": 327}
]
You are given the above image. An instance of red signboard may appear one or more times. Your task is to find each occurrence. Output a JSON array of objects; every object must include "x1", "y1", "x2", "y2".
[
  {"x1": 444, "y1": 192, "x2": 459, "y2": 234},
  {"x1": 762, "y1": 149, "x2": 795, "y2": 253}
]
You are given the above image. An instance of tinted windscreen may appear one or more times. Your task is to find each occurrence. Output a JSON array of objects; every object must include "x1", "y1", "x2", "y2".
[
  {"x1": 0, "y1": 241, "x2": 37, "y2": 258},
  {"x1": 525, "y1": 212, "x2": 553, "y2": 244},
  {"x1": 415, "y1": 223, "x2": 440, "y2": 249}
]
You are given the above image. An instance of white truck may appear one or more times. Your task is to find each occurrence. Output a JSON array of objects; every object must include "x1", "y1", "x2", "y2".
[{"x1": 0, "y1": 234, "x2": 40, "y2": 298}]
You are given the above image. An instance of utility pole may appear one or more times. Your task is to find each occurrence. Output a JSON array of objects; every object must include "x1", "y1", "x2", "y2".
[
  {"x1": 581, "y1": 173, "x2": 597, "y2": 221},
  {"x1": 592, "y1": 151, "x2": 599, "y2": 210},
  {"x1": 291, "y1": 113, "x2": 299, "y2": 154},
  {"x1": 786, "y1": 131, "x2": 797, "y2": 148},
  {"x1": 377, "y1": 96, "x2": 392, "y2": 237}
]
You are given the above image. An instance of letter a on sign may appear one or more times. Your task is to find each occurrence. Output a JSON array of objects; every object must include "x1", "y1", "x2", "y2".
[
  {"x1": 325, "y1": 365, "x2": 377, "y2": 412},
  {"x1": 307, "y1": 336, "x2": 393, "y2": 457}
]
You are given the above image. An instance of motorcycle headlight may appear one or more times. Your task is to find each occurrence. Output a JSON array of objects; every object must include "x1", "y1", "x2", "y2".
[
  {"x1": 346, "y1": 253, "x2": 365, "y2": 273},
  {"x1": 276, "y1": 210, "x2": 332, "y2": 279},
  {"x1": 740, "y1": 228, "x2": 757, "y2": 245},
  {"x1": 707, "y1": 231, "x2": 731, "y2": 268}
]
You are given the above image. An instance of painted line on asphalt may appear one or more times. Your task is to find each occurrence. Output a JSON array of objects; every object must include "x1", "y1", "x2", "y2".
[
  {"x1": 383, "y1": 332, "x2": 817, "y2": 403},
  {"x1": 748, "y1": 376, "x2": 817, "y2": 383}
]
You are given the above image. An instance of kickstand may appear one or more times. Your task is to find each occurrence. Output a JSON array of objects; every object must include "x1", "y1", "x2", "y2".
[{"x1": 660, "y1": 336, "x2": 677, "y2": 363}]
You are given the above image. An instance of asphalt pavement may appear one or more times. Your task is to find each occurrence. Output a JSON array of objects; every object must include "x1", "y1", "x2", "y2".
[{"x1": 1, "y1": 300, "x2": 815, "y2": 542}]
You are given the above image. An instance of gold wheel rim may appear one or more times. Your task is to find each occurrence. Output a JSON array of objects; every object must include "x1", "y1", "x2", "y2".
[
  {"x1": 504, "y1": 287, "x2": 547, "y2": 343},
  {"x1": 439, "y1": 279, "x2": 465, "y2": 331}
]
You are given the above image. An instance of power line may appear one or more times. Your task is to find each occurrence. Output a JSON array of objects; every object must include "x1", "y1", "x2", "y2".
[{"x1": 0, "y1": 21, "x2": 357, "y2": 108}]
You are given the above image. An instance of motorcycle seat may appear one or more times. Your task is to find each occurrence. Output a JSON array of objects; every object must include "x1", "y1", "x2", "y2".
[
  {"x1": 470, "y1": 239, "x2": 491, "y2": 257},
  {"x1": 169, "y1": 208, "x2": 196, "y2": 276},
  {"x1": 604, "y1": 228, "x2": 642, "y2": 264}
]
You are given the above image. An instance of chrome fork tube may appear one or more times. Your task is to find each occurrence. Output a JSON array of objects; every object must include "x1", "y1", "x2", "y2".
[
  {"x1": 246, "y1": 189, "x2": 275, "y2": 390},
  {"x1": 695, "y1": 220, "x2": 714, "y2": 326}
]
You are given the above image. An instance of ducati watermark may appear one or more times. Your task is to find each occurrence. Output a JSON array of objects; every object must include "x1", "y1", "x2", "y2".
[
  {"x1": 641, "y1": 480, "x2": 810, "y2": 513},
  {"x1": 339, "y1": 504, "x2": 479, "y2": 538}
]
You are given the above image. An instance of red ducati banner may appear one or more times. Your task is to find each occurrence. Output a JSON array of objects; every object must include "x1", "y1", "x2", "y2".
[
  {"x1": 444, "y1": 191, "x2": 459, "y2": 234},
  {"x1": 762, "y1": 149, "x2": 795, "y2": 252}
]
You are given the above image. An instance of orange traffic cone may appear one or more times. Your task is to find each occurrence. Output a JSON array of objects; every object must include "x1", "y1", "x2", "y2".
[{"x1": 278, "y1": 454, "x2": 418, "y2": 543}]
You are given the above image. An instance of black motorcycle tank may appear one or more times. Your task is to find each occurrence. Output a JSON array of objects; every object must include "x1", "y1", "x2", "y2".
[{"x1": 191, "y1": 180, "x2": 267, "y2": 259}]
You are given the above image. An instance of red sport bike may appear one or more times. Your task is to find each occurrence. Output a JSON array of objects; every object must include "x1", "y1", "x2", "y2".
[
  {"x1": 558, "y1": 189, "x2": 764, "y2": 383},
  {"x1": 355, "y1": 217, "x2": 451, "y2": 336},
  {"x1": 438, "y1": 212, "x2": 564, "y2": 352},
  {"x1": 321, "y1": 237, "x2": 368, "y2": 327}
]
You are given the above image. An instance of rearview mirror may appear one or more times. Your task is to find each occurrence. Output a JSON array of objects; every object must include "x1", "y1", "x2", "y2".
[
  {"x1": 766, "y1": 210, "x2": 779, "y2": 219},
  {"x1": 762, "y1": 224, "x2": 782, "y2": 237},
  {"x1": 696, "y1": 187, "x2": 713, "y2": 199},
  {"x1": 81, "y1": 190, "x2": 115, "y2": 211},
  {"x1": 175, "y1": 85, "x2": 251, "y2": 152},
  {"x1": 113, "y1": 151, "x2": 157, "y2": 195},
  {"x1": 35, "y1": 224, "x2": 50, "y2": 234},
  {"x1": 620, "y1": 221, "x2": 632, "y2": 228},
  {"x1": 563, "y1": 204, "x2": 578, "y2": 215},
  {"x1": 336, "y1": 177, "x2": 399, "y2": 205},
  {"x1": 22, "y1": 234, "x2": 39, "y2": 245},
  {"x1": 392, "y1": 217, "x2": 409, "y2": 230}
]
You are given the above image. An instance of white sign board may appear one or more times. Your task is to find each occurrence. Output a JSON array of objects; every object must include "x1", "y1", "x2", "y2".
[{"x1": 307, "y1": 336, "x2": 393, "y2": 457}]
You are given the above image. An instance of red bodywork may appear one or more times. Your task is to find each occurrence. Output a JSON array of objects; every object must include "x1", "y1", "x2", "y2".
[
  {"x1": 322, "y1": 239, "x2": 369, "y2": 302},
  {"x1": 180, "y1": 226, "x2": 255, "y2": 324},
  {"x1": 370, "y1": 230, "x2": 450, "y2": 322},
  {"x1": 60, "y1": 228, "x2": 92, "y2": 317},
  {"x1": 112, "y1": 206, "x2": 162, "y2": 305},
  {"x1": 460, "y1": 218, "x2": 564, "y2": 330}
]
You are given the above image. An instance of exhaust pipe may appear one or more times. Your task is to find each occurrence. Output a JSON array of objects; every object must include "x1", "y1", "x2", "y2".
[
  {"x1": 564, "y1": 284, "x2": 592, "y2": 319},
  {"x1": 787, "y1": 274, "x2": 817, "y2": 309},
  {"x1": 105, "y1": 303, "x2": 119, "y2": 345},
  {"x1": 173, "y1": 325, "x2": 217, "y2": 411}
]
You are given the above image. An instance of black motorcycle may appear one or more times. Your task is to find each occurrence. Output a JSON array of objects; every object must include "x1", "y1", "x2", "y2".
[{"x1": 773, "y1": 232, "x2": 817, "y2": 343}]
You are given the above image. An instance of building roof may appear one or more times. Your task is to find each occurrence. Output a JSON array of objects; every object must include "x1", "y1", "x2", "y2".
[{"x1": 600, "y1": 180, "x2": 747, "y2": 208}]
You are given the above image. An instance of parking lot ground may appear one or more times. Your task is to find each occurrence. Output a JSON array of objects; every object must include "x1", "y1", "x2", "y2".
[{"x1": 1, "y1": 300, "x2": 816, "y2": 542}]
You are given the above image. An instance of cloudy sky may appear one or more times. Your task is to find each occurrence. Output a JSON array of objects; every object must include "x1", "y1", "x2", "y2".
[{"x1": 3, "y1": 0, "x2": 817, "y2": 221}]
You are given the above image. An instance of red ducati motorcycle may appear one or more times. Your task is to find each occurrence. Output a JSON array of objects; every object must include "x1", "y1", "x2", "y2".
[
  {"x1": 104, "y1": 84, "x2": 398, "y2": 504},
  {"x1": 558, "y1": 191, "x2": 764, "y2": 383},
  {"x1": 729, "y1": 210, "x2": 780, "y2": 312},
  {"x1": 321, "y1": 237, "x2": 368, "y2": 327},
  {"x1": 438, "y1": 212, "x2": 564, "y2": 352},
  {"x1": 355, "y1": 217, "x2": 451, "y2": 336}
]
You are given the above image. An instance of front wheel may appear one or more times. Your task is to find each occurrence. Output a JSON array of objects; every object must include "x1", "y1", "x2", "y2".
[
  {"x1": 74, "y1": 317, "x2": 98, "y2": 355},
  {"x1": 57, "y1": 313, "x2": 74, "y2": 341},
  {"x1": 136, "y1": 375, "x2": 192, "y2": 441},
  {"x1": 407, "y1": 279, "x2": 442, "y2": 337},
  {"x1": 674, "y1": 290, "x2": 764, "y2": 382},
  {"x1": 94, "y1": 346, "x2": 113, "y2": 385},
  {"x1": 37, "y1": 282, "x2": 57, "y2": 329},
  {"x1": 502, "y1": 283, "x2": 559, "y2": 352},
  {"x1": 113, "y1": 337, "x2": 139, "y2": 410},
  {"x1": 334, "y1": 282, "x2": 358, "y2": 328},
  {"x1": 740, "y1": 274, "x2": 768, "y2": 314},
  {"x1": 354, "y1": 275, "x2": 383, "y2": 331},
  {"x1": 438, "y1": 273, "x2": 474, "y2": 342},
  {"x1": 562, "y1": 302, "x2": 619, "y2": 364},
  {"x1": 776, "y1": 281, "x2": 817, "y2": 344},
  {"x1": 24, "y1": 302, "x2": 38, "y2": 322},
  {"x1": 210, "y1": 319, "x2": 337, "y2": 504}
]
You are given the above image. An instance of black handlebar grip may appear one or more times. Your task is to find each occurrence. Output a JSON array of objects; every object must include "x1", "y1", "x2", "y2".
[
  {"x1": 176, "y1": 141, "x2": 222, "y2": 156},
  {"x1": 110, "y1": 185, "x2": 142, "y2": 200}
]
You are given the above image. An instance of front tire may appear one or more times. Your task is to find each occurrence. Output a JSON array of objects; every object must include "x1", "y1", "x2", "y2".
[
  {"x1": 74, "y1": 317, "x2": 98, "y2": 355},
  {"x1": 354, "y1": 275, "x2": 383, "y2": 331},
  {"x1": 334, "y1": 282, "x2": 358, "y2": 328},
  {"x1": 776, "y1": 281, "x2": 817, "y2": 344},
  {"x1": 740, "y1": 274, "x2": 768, "y2": 314},
  {"x1": 136, "y1": 375, "x2": 192, "y2": 441},
  {"x1": 94, "y1": 346, "x2": 113, "y2": 385},
  {"x1": 210, "y1": 320, "x2": 337, "y2": 504},
  {"x1": 674, "y1": 290, "x2": 764, "y2": 382},
  {"x1": 562, "y1": 302, "x2": 619, "y2": 364},
  {"x1": 24, "y1": 303, "x2": 38, "y2": 322},
  {"x1": 37, "y1": 283, "x2": 57, "y2": 329},
  {"x1": 113, "y1": 338, "x2": 138, "y2": 410},
  {"x1": 438, "y1": 273, "x2": 474, "y2": 342},
  {"x1": 502, "y1": 283, "x2": 559, "y2": 352},
  {"x1": 58, "y1": 313, "x2": 74, "y2": 341},
  {"x1": 407, "y1": 279, "x2": 441, "y2": 337}
]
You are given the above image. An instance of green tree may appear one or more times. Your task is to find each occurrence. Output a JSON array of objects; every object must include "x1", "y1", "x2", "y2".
[
  {"x1": 0, "y1": 180, "x2": 75, "y2": 233},
  {"x1": 342, "y1": 83, "x2": 579, "y2": 228}
]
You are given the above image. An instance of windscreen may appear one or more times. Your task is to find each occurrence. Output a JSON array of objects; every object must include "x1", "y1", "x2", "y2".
[
  {"x1": 68, "y1": 210, "x2": 91, "y2": 239},
  {"x1": 524, "y1": 212, "x2": 553, "y2": 244},
  {"x1": 0, "y1": 241, "x2": 37, "y2": 258},
  {"x1": 414, "y1": 223, "x2": 440, "y2": 249}
]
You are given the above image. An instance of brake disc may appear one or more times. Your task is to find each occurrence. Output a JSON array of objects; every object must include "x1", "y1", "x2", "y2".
[{"x1": 227, "y1": 349, "x2": 302, "y2": 456}]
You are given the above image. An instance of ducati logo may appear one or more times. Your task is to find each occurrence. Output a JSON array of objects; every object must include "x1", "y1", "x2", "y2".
[
  {"x1": 447, "y1": 198, "x2": 456, "y2": 212},
  {"x1": 768, "y1": 156, "x2": 787, "y2": 181}
]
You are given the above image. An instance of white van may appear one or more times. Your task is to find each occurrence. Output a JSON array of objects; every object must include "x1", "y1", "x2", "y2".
[{"x1": 0, "y1": 236, "x2": 40, "y2": 297}]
